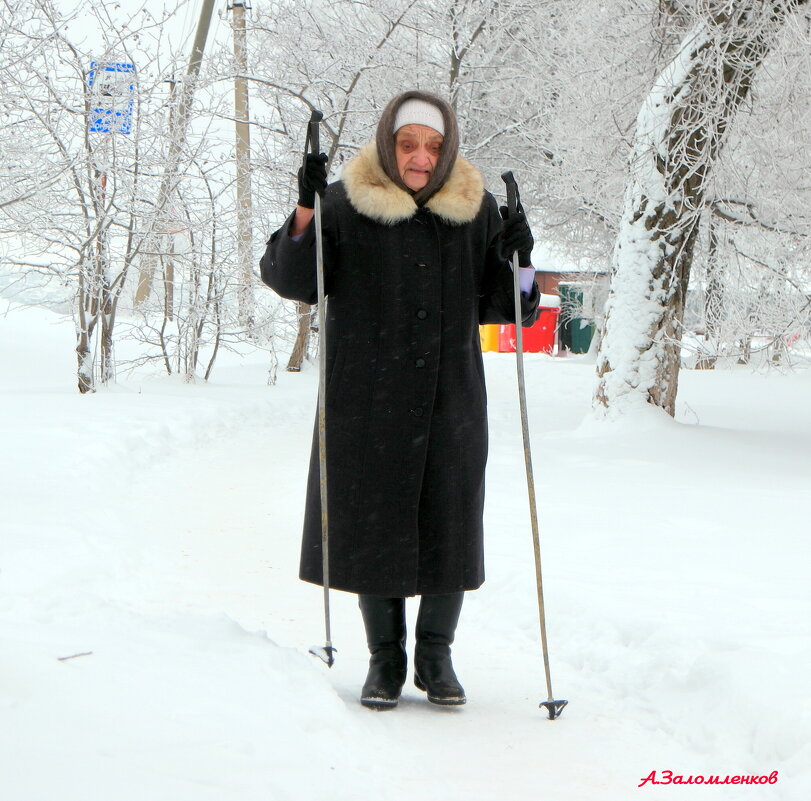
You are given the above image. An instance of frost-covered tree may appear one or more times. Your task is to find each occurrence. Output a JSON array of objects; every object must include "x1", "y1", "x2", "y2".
[
  {"x1": 0, "y1": 0, "x2": 280, "y2": 390},
  {"x1": 247, "y1": 0, "x2": 426, "y2": 370},
  {"x1": 247, "y1": 0, "x2": 571, "y2": 369},
  {"x1": 0, "y1": 2, "x2": 174, "y2": 391},
  {"x1": 692, "y1": 8, "x2": 811, "y2": 369},
  {"x1": 594, "y1": 0, "x2": 810, "y2": 418},
  {"x1": 5, "y1": 0, "x2": 808, "y2": 396}
]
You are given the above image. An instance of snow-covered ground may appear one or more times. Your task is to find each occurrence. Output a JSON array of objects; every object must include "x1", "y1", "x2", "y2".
[{"x1": 1, "y1": 300, "x2": 809, "y2": 801}]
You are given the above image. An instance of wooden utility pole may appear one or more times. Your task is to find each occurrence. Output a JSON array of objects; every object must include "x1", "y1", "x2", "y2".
[
  {"x1": 163, "y1": 77, "x2": 177, "y2": 322},
  {"x1": 135, "y1": 0, "x2": 217, "y2": 304},
  {"x1": 230, "y1": 0, "x2": 255, "y2": 328}
]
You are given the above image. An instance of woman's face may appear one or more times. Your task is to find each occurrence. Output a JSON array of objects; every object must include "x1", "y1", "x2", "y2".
[{"x1": 395, "y1": 124, "x2": 444, "y2": 191}]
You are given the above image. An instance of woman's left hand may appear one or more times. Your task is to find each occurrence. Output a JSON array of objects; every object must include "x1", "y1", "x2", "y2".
[{"x1": 499, "y1": 204, "x2": 534, "y2": 267}]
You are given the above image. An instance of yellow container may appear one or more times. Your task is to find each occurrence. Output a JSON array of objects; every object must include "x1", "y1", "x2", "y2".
[{"x1": 479, "y1": 324, "x2": 499, "y2": 352}]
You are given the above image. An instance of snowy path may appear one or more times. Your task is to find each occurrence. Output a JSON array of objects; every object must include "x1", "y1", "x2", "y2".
[
  {"x1": 101, "y1": 367, "x2": 674, "y2": 801},
  {"x1": 1, "y1": 305, "x2": 809, "y2": 800}
]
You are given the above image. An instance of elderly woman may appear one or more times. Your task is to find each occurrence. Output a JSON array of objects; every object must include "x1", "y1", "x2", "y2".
[{"x1": 260, "y1": 90, "x2": 539, "y2": 710}]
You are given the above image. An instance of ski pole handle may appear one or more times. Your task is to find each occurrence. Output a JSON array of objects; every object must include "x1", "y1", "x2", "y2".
[
  {"x1": 501, "y1": 170, "x2": 519, "y2": 217},
  {"x1": 501, "y1": 170, "x2": 523, "y2": 275},
  {"x1": 298, "y1": 109, "x2": 325, "y2": 212},
  {"x1": 306, "y1": 109, "x2": 323, "y2": 159}
]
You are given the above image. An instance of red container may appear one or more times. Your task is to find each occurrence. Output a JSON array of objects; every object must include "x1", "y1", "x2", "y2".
[
  {"x1": 497, "y1": 324, "x2": 515, "y2": 353},
  {"x1": 498, "y1": 307, "x2": 559, "y2": 354}
]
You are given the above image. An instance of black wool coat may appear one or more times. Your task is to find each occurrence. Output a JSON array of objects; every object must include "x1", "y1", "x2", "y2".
[{"x1": 260, "y1": 144, "x2": 540, "y2": 597}]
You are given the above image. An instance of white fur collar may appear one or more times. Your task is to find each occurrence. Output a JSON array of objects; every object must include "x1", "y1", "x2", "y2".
[{"x1": 341, "y1": 143, "x2": 484, "y2": 226}]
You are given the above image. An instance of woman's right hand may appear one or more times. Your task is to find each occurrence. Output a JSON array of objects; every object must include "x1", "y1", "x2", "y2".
[
  {"x1": 297, "y1": 152, "x2": 328, "y2": 209},
  {"x1": 291, "y1": 153, "x2": 328, "y2": 236}
]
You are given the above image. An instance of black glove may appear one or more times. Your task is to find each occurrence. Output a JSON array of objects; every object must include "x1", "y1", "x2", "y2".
[
  {"x1": 297, "y1": 152, "x2": 328, "y2": 209},
  {"x1": 499, "y1": 203, "x2": 534, "y2": 266}
]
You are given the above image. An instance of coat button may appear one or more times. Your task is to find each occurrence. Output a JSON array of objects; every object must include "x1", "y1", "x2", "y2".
[
  {"x1": 411, "y1": 406, "x2": 424, "y2": 417},
  {"x1": 416, "y1": 309, "x2": 428, "y2": 319},
  {"x1": 415, "y1": 358, "x2": 426, "y2": 368}
]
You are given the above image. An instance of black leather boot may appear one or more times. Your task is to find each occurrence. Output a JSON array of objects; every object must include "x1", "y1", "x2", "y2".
[
  {"x1": 414, "y1": 592, "x2": 466, "y2": 705},
  {"x1": 358, "y1": 595, "x2": 407, "y2": 710}
]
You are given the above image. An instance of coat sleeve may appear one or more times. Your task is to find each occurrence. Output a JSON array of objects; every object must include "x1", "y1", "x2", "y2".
[
  {"x1": 259, "y1": 186, "x2": 339, "y2": 305},
  {"x1": 477, "y1": 193, "x2": 540, "y2": 327}
]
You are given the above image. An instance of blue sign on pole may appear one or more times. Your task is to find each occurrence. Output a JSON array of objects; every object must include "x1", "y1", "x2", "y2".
[{"x1": 88, "y1": 61, "x2": 135, "y2": 134}]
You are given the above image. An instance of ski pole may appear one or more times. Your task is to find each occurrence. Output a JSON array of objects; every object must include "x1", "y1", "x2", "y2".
[
  {"x1": 501, "y1": 171, "x2": 567, "y2": 719},
  {"x1": 305, "y1": 109, "x2": 336, "y2": 668}
]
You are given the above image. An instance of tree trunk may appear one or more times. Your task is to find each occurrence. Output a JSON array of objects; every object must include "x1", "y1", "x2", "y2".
[
  {"x1": 594, "y1": 0, "x2": 807, "y2": 418},
  {"x1": 76, "y1": 329, "x2": 94, "y2": 393},
  {"x1": 99, "y1": 309, "x2": 114, "y2": 384},
  {"x1": 696, "y1": 212, "x2": 723, "y2": 369},
  {"x1": 97, "y1": 220, "x2": 114, "y2": 385},
  {"x1": 75, "y1": 265, "x2": 94, "y2": 393},
  {"x1": 287, "y1": 301, "x2": 312, "y2": 372}
]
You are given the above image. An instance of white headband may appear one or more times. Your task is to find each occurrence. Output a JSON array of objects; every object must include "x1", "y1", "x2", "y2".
[{"x1": 392, "y1": 99, "x2": 445, "y2": 136}]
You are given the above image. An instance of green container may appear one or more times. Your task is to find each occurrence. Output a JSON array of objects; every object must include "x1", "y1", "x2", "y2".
[
  {"x1": 558, "y1": 283, "x2": 595, "y2": 354},
  {"x1": 570, "y1": 318, "x2": 595, "y2": 353}
]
